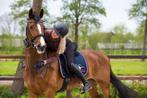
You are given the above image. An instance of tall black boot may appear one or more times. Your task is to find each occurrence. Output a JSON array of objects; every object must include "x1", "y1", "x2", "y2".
[{"x1": 70, "y1": 63, "x2": 91, "y2": 93}]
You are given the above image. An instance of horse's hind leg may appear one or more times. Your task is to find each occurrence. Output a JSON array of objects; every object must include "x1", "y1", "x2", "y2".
[
  {"x1": 98, "y1": 81, "x2": 110, "y2": 98},
  {"x1": 88, "y1": 80, "x2": 99, "y2": 98}
]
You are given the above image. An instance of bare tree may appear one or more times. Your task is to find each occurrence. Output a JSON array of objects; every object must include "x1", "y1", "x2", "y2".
[
  {"x1": 0, "y1": 14, "x2": 20, "y2": 47},
  {"x1": 0, "y1": 14, "x2": 19, "y2": 35},
  {"x1": 32, "y1": 0, "x2": 43, "y2": 15}
]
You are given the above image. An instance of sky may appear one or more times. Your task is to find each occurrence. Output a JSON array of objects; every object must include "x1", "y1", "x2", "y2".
[
  {"x1": 0, "y1": 0, "x2": 138, "y2": 33},
  {"x1": 100, "y1": 0, "x2": 137, "y2": 32}
]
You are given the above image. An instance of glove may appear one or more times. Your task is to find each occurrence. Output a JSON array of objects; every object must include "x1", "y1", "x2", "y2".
[{"x1": 34, "y1": 60, "x2": 44, "y2": 70}]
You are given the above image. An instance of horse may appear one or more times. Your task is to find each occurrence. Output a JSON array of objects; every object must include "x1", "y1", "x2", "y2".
[{"x1": 24, "y1": 9, "x2": 139, "y2": 98}]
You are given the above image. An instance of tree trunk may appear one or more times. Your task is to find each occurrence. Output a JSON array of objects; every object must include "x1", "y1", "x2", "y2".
[
  {"x1": 74, "y1": 18, "x2": 79, "y2": 46},
  {"x1": 32, "y1": 0, "x2": 43, "y2": 15},
  {"x1": 10, "y1": 59, "x2": 24, "y2": 96},
  {"x1": 142, "y1": 16, "x2": 147, "y2": 61}
]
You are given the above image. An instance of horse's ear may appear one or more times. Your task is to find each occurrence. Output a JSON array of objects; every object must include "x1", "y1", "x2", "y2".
[
  {"x1": 28, "y1": 8, "x2": 34, "y2": 19},
  {"x1": 40, "y1": 9, "x2": 44, "y2": 18}
]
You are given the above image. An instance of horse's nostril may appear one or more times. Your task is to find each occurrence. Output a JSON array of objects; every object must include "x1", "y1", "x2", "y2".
[
  {"x1": 42, "y1": 45, "x2": 46, "y2": 49},
  {"x1": 37, "y1": 45, "x2": 46, "y2": 52},
  {"x1": 38, "y1": 44, "x2": 41, "y2": 48}
]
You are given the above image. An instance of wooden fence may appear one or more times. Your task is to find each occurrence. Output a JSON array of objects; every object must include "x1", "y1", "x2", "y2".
[
  {"x1": 0, "y1": 55, "x2": 147, "y2": 59},
  {"x1": 0, "y1": 55, "x2": 147, "y2": 81},
  {"x1": 0, "y1": 76, "x2": 147, "y2": 81}
]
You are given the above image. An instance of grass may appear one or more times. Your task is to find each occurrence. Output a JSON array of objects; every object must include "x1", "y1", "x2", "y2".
[
  {"x1": 0, "y1": 84, "x2": 147, "y2": 98},
  {"x1": 0, "y1": 61, "x2": 18, "y2": 76},
  {"x1": 0, "y1": 60, "x2": 147, "y2": 75},
  {"x1": 111, "y1": 60, "x2": 147, "y2": 75}
]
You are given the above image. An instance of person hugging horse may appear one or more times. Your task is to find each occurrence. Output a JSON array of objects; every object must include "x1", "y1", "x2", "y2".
[{"x1": 35, "y1": 22, "x2": 91, "y2": 93}]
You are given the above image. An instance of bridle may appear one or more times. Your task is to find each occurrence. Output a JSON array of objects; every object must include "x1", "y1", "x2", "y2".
[{"x1": 24, "y1": 19, "x2": 45, "y2": 48}]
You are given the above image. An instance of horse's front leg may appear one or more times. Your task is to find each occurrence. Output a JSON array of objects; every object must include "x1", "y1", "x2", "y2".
[
  {"x1": 44, "y1": 88, "x2": 56, "y2": 98},
  {"x1": 66, "y1": 89, "x2": 73, "y2": 98},
  {"x1": 29, "y1": 91, "x2": 39, "y2": 98}
]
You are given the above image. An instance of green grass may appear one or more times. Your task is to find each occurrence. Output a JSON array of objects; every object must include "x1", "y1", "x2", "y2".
[
  {"x1": 0, "y1": 60, "x2": 147, "y2": 75},
  {"x1": 0, "y1": 84, "x2": 147, "y2": 98},
  {"x1": 0, "y1": 61, "x2": 18, "y2": 76},
  {"x1": 111, "y1": 60, "x2": 147, "y2": 75}
]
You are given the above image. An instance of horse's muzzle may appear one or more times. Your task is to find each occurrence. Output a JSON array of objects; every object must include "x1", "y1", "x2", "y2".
[{"x1": 36, "y1": 44, "x2": 46, "y2": 54}]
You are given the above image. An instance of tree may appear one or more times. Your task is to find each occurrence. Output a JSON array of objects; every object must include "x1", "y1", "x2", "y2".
[
  {"x1": 135, "y1": 21, "x2": 145, "y2": 42},
  {"x1": 129, "y1": 0, "x2": 147, "y2": 57},
  {"x1": 87, "y1": 32, "x2": 114, "y2": 49},
  {"x1": 32, "y1": 0, "x2": 43, "y2": 15},
  {"x1": 0, "y1": 14, "x2": 20, "y2": 47},
  {"x1": 11, "y1": 59, "x2": 24, "y2": 97},
  {"x1": 10, "y1": 0, "x2": 45, "y2": 96},
  {"x1": 59, "y1": 0, "x2": 106, "y2": 45},
  {"x1": 10, "y1": 0, "x2": 49, "y2": 34},
  {"x1": 0, "y1": 14, "x2": 19, "y2": 35},
  {"x1": 111, "y1": 24, "x2": 129, "y2": 43}
]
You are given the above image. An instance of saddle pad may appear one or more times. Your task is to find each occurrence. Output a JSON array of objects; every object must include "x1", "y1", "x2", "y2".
[{"x1": 58, "y1": 51, "x2": 88, "y2": 78}]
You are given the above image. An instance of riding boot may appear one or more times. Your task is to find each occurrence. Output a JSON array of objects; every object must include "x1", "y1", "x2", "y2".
[{"x1": 70, "y1": 63, "x2": 91, "y2": 93}]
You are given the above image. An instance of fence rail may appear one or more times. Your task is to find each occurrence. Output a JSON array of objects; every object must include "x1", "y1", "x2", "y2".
[
  {"x1": 108, "y1": 55, "x2": 147, "y2": 59},
  {"x1": 0, "y1": 55, "x2": 147, "y2": 60},
  {"x1": 0, "y1": 55, "x2": 24, "y2": 59},
  {"x1": 0, "y1": 76, "x2": 147, "y2": 81},
  {"x1": 0, "y1": 76, "x2": 22, "y2": 80}
]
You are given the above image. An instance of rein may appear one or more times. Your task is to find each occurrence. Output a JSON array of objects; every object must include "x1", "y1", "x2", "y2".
[
  {"x1": 24, "y1": 20, "x2": 45, "y2": 48},
  {"x1": 24, "y1": 34, "x2": 44, "y2": 48}
]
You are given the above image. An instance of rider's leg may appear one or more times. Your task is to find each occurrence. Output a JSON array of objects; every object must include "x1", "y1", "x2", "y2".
[{"x1": 64, "y1": 43, "x2": 91, "y2": 93}]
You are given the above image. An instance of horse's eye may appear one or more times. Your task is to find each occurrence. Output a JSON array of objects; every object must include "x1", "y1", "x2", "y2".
[{"x1": 30, "y1": 25, "x2": 34, "y2": 29}]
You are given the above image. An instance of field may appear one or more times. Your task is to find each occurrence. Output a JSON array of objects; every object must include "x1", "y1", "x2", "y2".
[
  {"x1": 111, "y1": 60, "x2": 147, "y2": 75},
  {"x1": 0, "y1": 59, "x2": 147, "y2": 98},
  {"x1": 0, "y1": 61, "x2": 18, "y2": 75},
  {"x1": 0, "y1": 60, "x2": 147, "y2": 75}
]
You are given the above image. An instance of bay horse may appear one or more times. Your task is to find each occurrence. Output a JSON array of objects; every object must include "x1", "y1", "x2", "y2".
[{"x1": 24, "y1": 9, "x2": 139, "y2": 98}]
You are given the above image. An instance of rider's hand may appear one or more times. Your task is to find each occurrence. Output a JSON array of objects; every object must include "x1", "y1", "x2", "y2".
[{"x1": 34, "y1": 60, "x2": 44, "y2": 70}]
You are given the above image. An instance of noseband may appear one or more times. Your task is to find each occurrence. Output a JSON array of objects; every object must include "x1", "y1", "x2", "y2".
[{"x1": 24, "y1": 20, "x2": 45, "y2": 48}]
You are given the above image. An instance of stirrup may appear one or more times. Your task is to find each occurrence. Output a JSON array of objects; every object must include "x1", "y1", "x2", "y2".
[{"x1": 80, "y1": 82, "x2": 92, "y2": 94}]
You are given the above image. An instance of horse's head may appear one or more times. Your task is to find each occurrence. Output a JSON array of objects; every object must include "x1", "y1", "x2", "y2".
[{"x1": 25, "y1": 8, "x2": 46, "y2": 54}]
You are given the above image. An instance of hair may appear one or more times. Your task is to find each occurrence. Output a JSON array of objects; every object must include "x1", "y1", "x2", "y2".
[{"x1": 56, "y1": 36, "x2": 67, "y2": 54}]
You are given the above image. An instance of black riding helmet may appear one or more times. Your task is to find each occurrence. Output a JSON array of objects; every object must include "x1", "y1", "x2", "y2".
[{"x1": 53, "y1": 22, "x2": 69, "y2": 38}]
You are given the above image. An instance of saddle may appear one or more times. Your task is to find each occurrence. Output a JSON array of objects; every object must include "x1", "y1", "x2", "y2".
[
  {"x1": 57, "y1": 51, "x2": 88, "y2": 92},
  {"x1": 58, "y1": 51, "x2": 88, "y2": 78}
]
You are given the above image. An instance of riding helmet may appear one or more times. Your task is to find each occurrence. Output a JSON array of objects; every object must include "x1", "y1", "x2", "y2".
[{"x1": 53, "y1": 22, "x2": 69, "y2": 37}]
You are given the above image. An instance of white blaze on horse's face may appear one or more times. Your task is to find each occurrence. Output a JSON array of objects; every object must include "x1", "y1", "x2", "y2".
[{"x1": 35, "y1": 23, "x2": 46, "y2": 54}]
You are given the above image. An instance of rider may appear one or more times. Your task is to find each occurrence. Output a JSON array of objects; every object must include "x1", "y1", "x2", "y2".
[{"x1": 36, "y1": 22, "x2": 91, "y2": 93}]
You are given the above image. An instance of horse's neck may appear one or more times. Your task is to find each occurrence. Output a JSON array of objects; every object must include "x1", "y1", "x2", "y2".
[
  {"x1": 47, "y1": 51, "x2": 58, "y2": 57},
  {"x1": 25, "y1": 47, "x2": 43, "y2": 71}
]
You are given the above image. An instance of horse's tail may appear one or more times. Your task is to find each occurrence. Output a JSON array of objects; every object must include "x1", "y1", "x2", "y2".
[{"x1": 110, "y1": 69, "x2": 139, "y2": 98}]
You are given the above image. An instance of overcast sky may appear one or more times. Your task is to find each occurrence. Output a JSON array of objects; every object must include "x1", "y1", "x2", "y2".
[{"x1": 0, "y1": 0, "x2": 137, "y2": 33}]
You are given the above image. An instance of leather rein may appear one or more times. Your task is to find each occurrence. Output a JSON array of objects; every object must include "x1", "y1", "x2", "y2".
[{"x1": 24, "y1": 20, "x2": 45, "y2": 48}]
